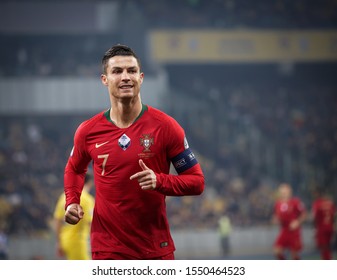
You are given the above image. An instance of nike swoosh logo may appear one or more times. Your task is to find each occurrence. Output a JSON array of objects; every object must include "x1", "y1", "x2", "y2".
[{"x1": 95, "y1": 141, "x2": 109, "y2": 148}]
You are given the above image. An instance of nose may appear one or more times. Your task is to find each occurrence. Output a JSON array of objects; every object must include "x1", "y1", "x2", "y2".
[{"x1": 121, "y1": 70, "x2": 130, "y2": 81}]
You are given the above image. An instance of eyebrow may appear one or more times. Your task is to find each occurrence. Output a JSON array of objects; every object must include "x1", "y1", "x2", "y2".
[
  {"x1": 111, "y1": 66, "x2": 138, "y2": 71},
  {"x1": 111, "y1": 66, "x2": 138, "y2": 70}
]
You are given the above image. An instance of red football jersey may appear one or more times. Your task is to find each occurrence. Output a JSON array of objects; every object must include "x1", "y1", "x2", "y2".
[
  {"x1": 312, "y1": 198, "x2": 336, "y2": 231},
  {"x1": 64, "y1": 105, "x2": 204, "y2": 259},
  {"x1": 274, "y1": 198, "x2": 305, "y2": 229}
]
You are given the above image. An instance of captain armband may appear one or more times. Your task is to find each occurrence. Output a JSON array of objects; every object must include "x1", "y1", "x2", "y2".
[{"x1": 171, "y1": 148, "x2": 198, "y2": 174}]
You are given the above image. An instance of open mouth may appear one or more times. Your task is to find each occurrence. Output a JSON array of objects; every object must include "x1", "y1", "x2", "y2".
[{"x1": 119, "y1": 85, "x2": 133, "y2": 89}]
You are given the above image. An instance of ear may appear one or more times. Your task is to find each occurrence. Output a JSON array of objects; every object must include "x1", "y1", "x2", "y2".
[
  {"x1": 139, "y1": 72, "x2": 144, "y2": 85},
  {"x1": 101, "y1": 74, "x2": 108, "y2": 86}
]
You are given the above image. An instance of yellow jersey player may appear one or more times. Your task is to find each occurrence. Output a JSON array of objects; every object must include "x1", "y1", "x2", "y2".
[{"x1": 53, "y1": 173, "x2": 94, "y2": 260}]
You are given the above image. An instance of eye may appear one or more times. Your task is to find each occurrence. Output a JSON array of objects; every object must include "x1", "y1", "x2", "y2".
[
  {"x1": 128, "y1": 69, "x2": 137, "y2": 74},
  {"x1": 112, "y1": 69, "x2": 122, "y2": 74}
]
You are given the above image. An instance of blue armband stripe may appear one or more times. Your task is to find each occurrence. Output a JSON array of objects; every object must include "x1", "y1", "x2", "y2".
[{"x1": 171, "y1": 148, "x2": 198, "y2": 174}]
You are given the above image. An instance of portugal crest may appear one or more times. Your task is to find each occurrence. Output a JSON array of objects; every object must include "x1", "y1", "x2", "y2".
[{"x1": 140, "y1": 134, "x2": 154, "y2": 152}]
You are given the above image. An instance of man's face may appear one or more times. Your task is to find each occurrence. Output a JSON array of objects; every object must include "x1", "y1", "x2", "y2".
[
  {"x1": 101, "y1": 55, "x2": 144, "y2": 101},
  {"x1": 279, "y1": 185, "x2": 292, "y2": 201}
]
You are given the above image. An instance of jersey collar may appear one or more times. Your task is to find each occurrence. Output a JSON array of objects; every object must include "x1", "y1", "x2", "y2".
[{"x1": 104, "y1": 104, "x2": 148, "y2": 125}]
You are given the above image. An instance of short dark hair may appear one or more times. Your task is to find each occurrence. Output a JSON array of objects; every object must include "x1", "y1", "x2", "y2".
[{"x1": 101, "y1": 44, "x2": 141, "y2": 74}]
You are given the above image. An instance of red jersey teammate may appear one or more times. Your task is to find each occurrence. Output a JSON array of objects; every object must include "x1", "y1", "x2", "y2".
[
  {"x1": 312, "y1": 189, "x2": 336, "y2": 260},
  {"x1": 63, "y1": 45, "x2": 205, "y2": 260},
  {"x1": 272, "y1": 183, "x2": 306, "y2": 260}
]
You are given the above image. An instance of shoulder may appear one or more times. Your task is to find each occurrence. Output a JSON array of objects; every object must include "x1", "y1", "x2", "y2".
[
  {"x1": 312, "y1": 199, "x2": 319, "y2": 208},
  {"x1": 293, "y1": 197, "x2": 305, "y2": 209},
  {"x1": 313, "y1": 198, "x2": 323, "y2": 205},
  {"x1": 147, "y1": 106, "x2": 182, "y2": 129},
  {"x1": 292, "y1": 197, "x2": 302, "y2": 204},
  {"x1": 75, "y1": 111, "x2": 106, "y2": 138},
  {"x1": 55, "y1": 193, "x2": 65, "y2": 206},
  {"x1": 54, "y1": 193, "x2": 66, "y2": 217}
]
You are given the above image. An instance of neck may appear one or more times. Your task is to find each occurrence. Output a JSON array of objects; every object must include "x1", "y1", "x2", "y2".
[{"x1": 110, "y1": 97, "x2": 143, "y2": 128}]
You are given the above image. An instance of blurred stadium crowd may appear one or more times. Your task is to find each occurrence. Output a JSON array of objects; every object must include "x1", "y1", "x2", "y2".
[{"x1": 0, "y1": 0, "x2": 337, "y2": 238}]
